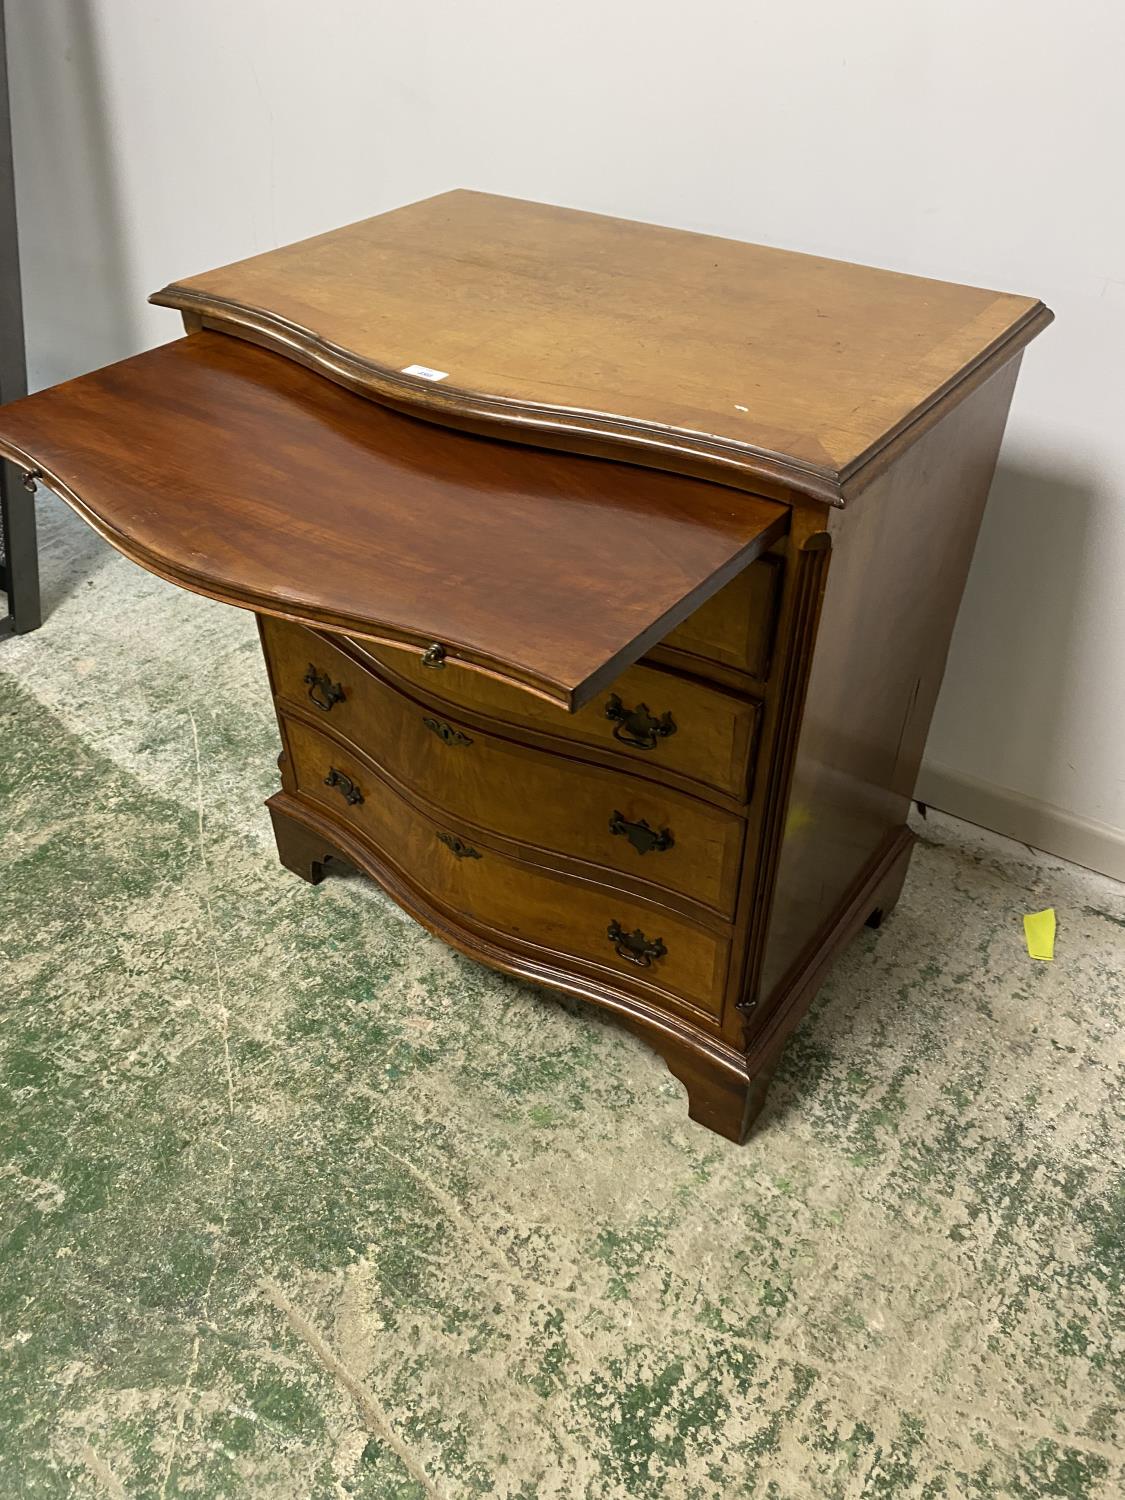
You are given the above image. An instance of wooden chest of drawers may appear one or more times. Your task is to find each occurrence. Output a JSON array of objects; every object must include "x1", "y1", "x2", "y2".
[{"x1": 0, "y1": 192, "x2": 1051, "y2": 1140}]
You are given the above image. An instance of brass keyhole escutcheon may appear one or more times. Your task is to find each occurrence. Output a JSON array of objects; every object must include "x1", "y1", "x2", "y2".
[
  {"x1": 437, "y1": 831, "x2": 482, "y2": 860},
  {"x1": 422, "y1": 715, "x2": 472, "y2": 748}
]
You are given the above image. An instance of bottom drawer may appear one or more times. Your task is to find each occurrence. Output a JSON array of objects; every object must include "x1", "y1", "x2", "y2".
[{"x1": 284, "y1": 716, "x2": 731, "y2": 1022}]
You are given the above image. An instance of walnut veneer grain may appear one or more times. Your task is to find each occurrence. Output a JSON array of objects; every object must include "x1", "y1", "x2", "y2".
[{"x1": 262, "y1": 615, "x2": 747, "y2": 920}]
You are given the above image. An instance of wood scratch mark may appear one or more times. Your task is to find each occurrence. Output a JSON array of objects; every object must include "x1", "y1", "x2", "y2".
[
  {"x1": 79, "y1": 1442, "x2": 127, "y2": 1499},
  {"x1": 260, "y1": 1276, "x2": 443, "y2": 1499}
]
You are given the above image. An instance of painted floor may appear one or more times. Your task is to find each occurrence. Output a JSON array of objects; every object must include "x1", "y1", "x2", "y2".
[{"x1": 1, "y1": 496, "x2": 1123, "y2": 1499}]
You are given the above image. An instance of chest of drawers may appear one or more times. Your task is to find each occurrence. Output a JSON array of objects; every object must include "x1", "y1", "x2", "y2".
[{"x1": 0, "y1": 192, "x2": 1051, "y2": 1140}]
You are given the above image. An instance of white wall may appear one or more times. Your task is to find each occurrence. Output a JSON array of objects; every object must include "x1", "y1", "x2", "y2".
[{"x1": 7, "y1": 0, "x2": 1125, "y2": 872}]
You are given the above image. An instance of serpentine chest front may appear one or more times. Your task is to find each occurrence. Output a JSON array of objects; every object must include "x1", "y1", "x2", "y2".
[{"x1": 0, "y1": 191, "x2": 1051, "y2": 1139}]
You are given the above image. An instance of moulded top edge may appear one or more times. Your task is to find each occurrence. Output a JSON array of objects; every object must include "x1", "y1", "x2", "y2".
[{"x1": 150, "y1": 190, "x2": 1053, "y2": 506}]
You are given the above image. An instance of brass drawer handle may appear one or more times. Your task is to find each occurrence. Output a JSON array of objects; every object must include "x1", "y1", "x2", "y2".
[
  {"x1": 304, "y1": 663, "x2": 345, "y2": 713},
  {"x1": 608, "y1": 810, "x2": 674, "y2": 855},
  {"x1": 324, "y1": 767, "x2": 363, "y2": 805},
  {"x1": 421, "y1": 643, "x2": 447, "y2": 669},
  {"x1": 607, "y1": 920, "x2": 667, "y2": 967},
  {"x1": 604, "y1": 694, "x2": 677, "y2": 751},
  {"x1": 423, "y1": 715, "x2": 472, "y2": 748},
  {"x1": 437, "y1": 831, "x2": 482, "y2": 860}
]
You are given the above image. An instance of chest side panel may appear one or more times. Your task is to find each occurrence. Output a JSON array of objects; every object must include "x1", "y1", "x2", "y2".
[{"x1": 748, "y1": 359, "x2": 1024, "y2": 1050}]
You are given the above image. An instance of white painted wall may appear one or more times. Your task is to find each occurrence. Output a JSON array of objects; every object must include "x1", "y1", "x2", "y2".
[{"x1": 7, "y1": 0, "x2": 1124, "y2": 871}]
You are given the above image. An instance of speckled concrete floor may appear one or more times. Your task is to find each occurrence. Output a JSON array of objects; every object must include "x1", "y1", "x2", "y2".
[{"x1": 2, "y1": 495, "x2": 1123, "y2": 1499}]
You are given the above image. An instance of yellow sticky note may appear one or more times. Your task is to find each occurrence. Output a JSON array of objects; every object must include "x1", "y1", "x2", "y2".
[
  {"x1": 785, "y1": 803, "x2": 813, "y2": 835},
  {"x1": 1024, "y1": 908, "x2": 1056, "y2": 962}
]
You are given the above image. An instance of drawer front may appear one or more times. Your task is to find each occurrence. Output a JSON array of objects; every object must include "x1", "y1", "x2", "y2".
[
  {"x1": 265, "y1": 616, "x2": 744, "y2": 916},
  {"x1": 659, "y1": 554, "x2": 783, "y2": 680},
  {"x1": 285, "y1": 716, "x2": 731, "y2": 1020},
  {"x1": 343, "y1": 633, "x2": 759, "y2": 800}
]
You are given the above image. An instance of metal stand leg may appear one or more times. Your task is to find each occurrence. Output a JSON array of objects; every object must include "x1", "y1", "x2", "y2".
[
  {"x1": 0, "y1": 8, "x2": 38, "y2": 638},
  {"x1": 0, "y1": 458, "x2": 39, "y2": 635}
]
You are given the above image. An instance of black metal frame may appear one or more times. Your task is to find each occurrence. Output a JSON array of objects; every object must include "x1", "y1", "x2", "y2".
[{"x1": 0, "y1": 5, "x2": 39, "y2": 637}]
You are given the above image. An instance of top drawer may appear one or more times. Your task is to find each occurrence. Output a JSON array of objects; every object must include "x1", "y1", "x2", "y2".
[
  {"x1": 658, "y1": 553, "x2": 783, "y2": 681},
  {"x1": 347, "y1": 635, "x2": 760, "y2": 802}
]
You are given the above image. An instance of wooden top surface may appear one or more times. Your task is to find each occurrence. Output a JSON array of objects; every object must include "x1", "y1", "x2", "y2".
[
  {"x1": 153, "y1": 190, "x2": 1052, "y2": 504},
  {"x1": 0, "y1": 332, "x2": 787, "y2": 708}
]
